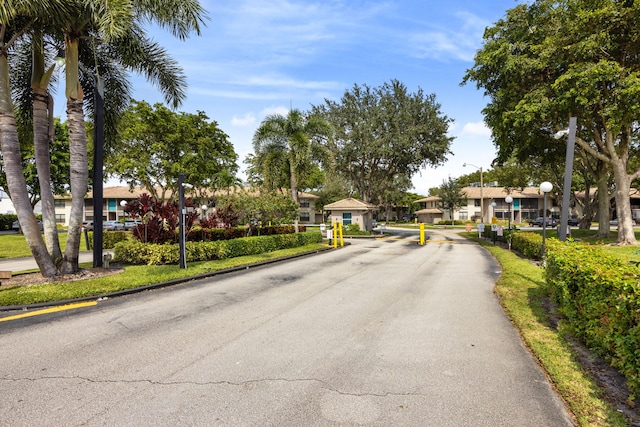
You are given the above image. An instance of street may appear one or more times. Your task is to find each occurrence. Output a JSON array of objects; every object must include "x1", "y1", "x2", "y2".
[{"x1": 0, "y1": 228, "x2": 573, "y2": 426}]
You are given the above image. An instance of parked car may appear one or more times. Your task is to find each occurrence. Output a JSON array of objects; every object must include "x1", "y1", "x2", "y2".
[
  {"x1": 124, "y1": 219, "x2": 142, "y2": 230},
  {"x1": 567, "y1": 217, "x2": 580, "y2": 227},
  {"x1": 82, "y1": 221, "x2": 94, "y2": 231},
  {"x1": 529, "y1": 217, "x2": 557, "y2": 227},
  {"x1": 103, "y1": 220, "x2": 124, "y2": 231}
]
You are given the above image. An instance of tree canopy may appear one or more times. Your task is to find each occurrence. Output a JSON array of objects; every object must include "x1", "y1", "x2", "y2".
[
  {"x1": 436, "y1": 177, "x2": 467, "y2": 224},
  {"x1": 250, "y1": 108, "x2": 333, "y2": 203},
  {"x1": 107, "y1": 100, "x2": 239, "y2": 201},
  {"x1": 463, "y1": 0, "x2": 640, "y2": 244},
  {"x1": 312, "y1": 79, "x2": 453, "y2": 204}
]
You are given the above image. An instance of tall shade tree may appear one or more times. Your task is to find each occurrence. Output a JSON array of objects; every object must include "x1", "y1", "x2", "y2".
[
  {"x1": 252, "y1": 109, "x2": 333, "y2": 203},
  {"x1": 313, "y1": 80, "x2": 453, "y2": 204},
  {"x1": 107, "y1": 100, "x2": 238, "y2": 201},
  {"x1": 463, "y1": 0, "x2": 640, "y2": 245}
]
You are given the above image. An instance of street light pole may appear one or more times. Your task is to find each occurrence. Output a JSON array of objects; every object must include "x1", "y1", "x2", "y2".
[
  {"x1": 178, "y1": 173, "x2": 186, "y2": 269},
  {"x1": 464, "y1": 163, "x2": 484, "y2": 223},
  {"x1": 92, "y1": 76, "x2": 104, "y2": 268},
  {"x1": 540, "y1": 181, "x2": 553, "y2": 260},
  {"x1": 555, "y1": 117, "x2": 577, "y2": 241}
]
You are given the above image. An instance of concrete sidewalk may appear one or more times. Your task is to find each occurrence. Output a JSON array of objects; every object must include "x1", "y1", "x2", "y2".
[{"x1": 0, "y1": 250, "x2": 112, "y2": 272}]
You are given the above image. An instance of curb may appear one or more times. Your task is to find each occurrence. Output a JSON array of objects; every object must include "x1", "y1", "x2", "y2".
[{"x1": 0, "y1": 246, "x2": 336, "y2": 313}]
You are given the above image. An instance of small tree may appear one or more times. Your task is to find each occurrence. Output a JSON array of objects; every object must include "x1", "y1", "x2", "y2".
[
  {"x1": 437, "y1": 178, "x2": 467, "y2": 225},
  {"x1": 123, "y1": 194, "x2": 198, "y2": 244}
]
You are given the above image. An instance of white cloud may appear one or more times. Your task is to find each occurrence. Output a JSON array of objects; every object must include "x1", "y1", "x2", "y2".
[
  {"x1": 460, "y1": 121, "x2": 491, "y2": 137},
  {"x1": 409, "y1": 11, "x2": 490, "y2": 62},
  {"x1": 260, "y1": 106, "x2": 290, "y2": 117},
  {"x1": 231, "y1": 113, "x2": 256, "y2": 127}
]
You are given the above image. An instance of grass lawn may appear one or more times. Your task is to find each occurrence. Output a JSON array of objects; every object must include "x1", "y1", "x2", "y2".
[
  {"x1": 0, "y1": 243, "x2": 328, "y2": 306},
  {"x1": 0, "y1": 231, "x2": 78, "y2": 259}
]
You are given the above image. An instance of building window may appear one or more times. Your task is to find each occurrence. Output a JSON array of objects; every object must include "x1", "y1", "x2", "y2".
[
  {"x1": 299, "y1": 199, "x2": 310, "y2": 208},
  {"x1": 300, "y1": 213, "x2": 310, "y2": 222},
  {"x1": 342, "y1": 212, "x2": 352, "y2": 225},
  {"x1": 55, "y1": 214, "x2": 65, "y2": 222},
  {"x1": 474, "y1": 199, "x2": 481, "y2": 207},
  {"x1": 54, "y1": 200, "x2": 66, "y2": 208},
  {"x1": 459, "y1": 211, "x2": 468, "y2": 220}
]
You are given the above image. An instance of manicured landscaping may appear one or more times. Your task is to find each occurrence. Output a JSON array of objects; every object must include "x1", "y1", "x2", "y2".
[
  {"x1": 465, "y1": 233, "x2": 628, "y2": 426},
  {"x1": 0, "y1": 243, "x2": 328, "y2": 306}
]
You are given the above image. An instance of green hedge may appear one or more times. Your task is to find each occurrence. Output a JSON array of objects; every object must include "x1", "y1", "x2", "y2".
[
  {"x1": 87, "y1": 230, "x2": 129, "y2": 249},
  {"x1": 545, "y1": 240, "x2": 640, "y2": 401},
  {"x1": 511, "y1": 231, "x2": 544, "y2": 260},
  {"x1": 0, "y1": 214, "x2": 18, "y2": 231},
  {"x1": 114, "y1": 231, "x2": 323, "y2": 265}
]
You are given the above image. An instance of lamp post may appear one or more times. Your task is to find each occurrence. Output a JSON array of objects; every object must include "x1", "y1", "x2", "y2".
[
  {"x1": 554, "y1": 117, "x2": 577, "y2": 241},
  {"x1": 505, "y1": 196, "x2": 513, "y2": 231},
  {"x1": 120, "y1": 200, "x2": 127, "y2": 218},
  {"x1": 92, "y1": 76, "x2": 105, "y2": 268},
  {"x1": 463, "y1": 163, "x2": 484, "y2": 223},
  {"x1": 491, "y1": 201, "x2": 497, "y2": 244},
  {"x1": 178, "y1": 173, "x2": 186, "y2": 269},
  {"x1": 540, "y1": 181, "x2": 553, "y2": 259}
]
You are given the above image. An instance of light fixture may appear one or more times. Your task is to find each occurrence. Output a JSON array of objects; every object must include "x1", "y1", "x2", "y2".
[{"x1": 505, "y1": 196, "x2": 513, "y2": 231}]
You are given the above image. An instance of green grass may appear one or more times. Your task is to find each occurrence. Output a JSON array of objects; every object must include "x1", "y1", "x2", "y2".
[
  {"x1": 0, "y1": 232, "x2": 76, "y2": 259},
  {"x1": 463, "y1": 233, "x2": 628, "y2": 426},
  {"x1": 0, "y1": 243, "x2": 328, "y2": 306}
]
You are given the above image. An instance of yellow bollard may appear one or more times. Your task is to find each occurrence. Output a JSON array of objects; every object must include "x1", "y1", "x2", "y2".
[
  {"x1": 333, "y1": 221, "x2": 338, "y2": 249},
  {"x1": 420, "y1": 223, "x2": 425, "y2": 245},
  {"x1": 339, "y1": 222, "x2": 344, "y2": 247}
]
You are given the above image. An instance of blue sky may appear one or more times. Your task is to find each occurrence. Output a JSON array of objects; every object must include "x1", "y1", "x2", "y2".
[{"x1": 70, "y1": 0, "x2": 523, "y2": 196}]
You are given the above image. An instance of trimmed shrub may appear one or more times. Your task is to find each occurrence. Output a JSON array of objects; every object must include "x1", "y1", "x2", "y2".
[
  {"x1": 511, "y1": 232, "x2": 544, "y2": 260},
  {"x1": 113, "y1": 231, "x2": 323, "y2": 266},
  {"x1": 545, "y1": 240, "x2": 640, "y2": 401},
  {"x1": 87, "y1": 230, "x2": 129, "y2": 249}
]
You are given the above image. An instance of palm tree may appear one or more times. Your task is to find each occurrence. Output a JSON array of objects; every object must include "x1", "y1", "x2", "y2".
[
  {"x1": 1, "y1": 1, "x2": 71, "y2": 277},
  {"x1": 252, "y1": 109, "x2": 333, "y2": 203},
  {"x1": 2, "y1": 0, "x2": 206, "y2": 276}
]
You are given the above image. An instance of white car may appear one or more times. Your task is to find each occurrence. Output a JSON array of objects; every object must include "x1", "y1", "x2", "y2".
[{"x1": 103, "y1": 220, "x2": 125, "y2": 231}]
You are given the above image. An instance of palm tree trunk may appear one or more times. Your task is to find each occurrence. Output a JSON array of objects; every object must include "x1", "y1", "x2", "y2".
[
  {"x1": 33, "y1": 89, "x2": 62, "y2": 263},
  {"x1": 290, "y1": 168, "x2": 299, "y2": 203},
  {"x1": 31, "y1": 28, "x2": 63, "y2": 263},
  {"x1": 0, "y1": 55, "x2": 58, "y2": 277},
  {"x1": 60, "y1": 39, "x2": 88, "y2": 273}
]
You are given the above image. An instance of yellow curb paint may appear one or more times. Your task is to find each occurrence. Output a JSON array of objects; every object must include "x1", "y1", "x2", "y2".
[{"x1": 0, "y1": 301, "x2": 97, "y2": 322}]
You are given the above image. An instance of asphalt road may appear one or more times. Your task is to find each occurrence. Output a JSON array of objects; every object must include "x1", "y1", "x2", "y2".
[{"x1": 0, "y1": 229, "x2": 574, "y2": 426}]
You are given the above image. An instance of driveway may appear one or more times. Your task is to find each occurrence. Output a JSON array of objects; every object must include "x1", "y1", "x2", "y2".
[{"x1": 0, "y1": 229, "x2": 573, "y2": 426}]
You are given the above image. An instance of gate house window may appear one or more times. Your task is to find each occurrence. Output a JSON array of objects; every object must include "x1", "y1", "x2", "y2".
[{"x1": 342, "y1": 212, "x2": 352, "y2": 225}]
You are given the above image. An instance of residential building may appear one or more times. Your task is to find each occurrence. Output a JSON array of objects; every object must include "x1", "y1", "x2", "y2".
[
  {"x1": 415, "y1": 186, "x2": 560, "y2": 224},
  {"x1": 53, "y1": 186, "x2": 320, "y2": 226},
  {"x1": 323, "y1": 198, "x2": 378, "y2": 231}
]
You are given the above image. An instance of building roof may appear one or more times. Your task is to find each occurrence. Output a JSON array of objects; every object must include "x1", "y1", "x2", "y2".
[
  {"x1": 57, "y1": 186, "x2": 319, "y2": 201},
  {"x1": 415, "y1": 186, "x2": 546, "y2": 202},
  {"x1": 415, "y1": 208, "x2": 443, "y2": 214},
  {"x1": 324, "y1": 197, "x2": 378, "y2": 211}
]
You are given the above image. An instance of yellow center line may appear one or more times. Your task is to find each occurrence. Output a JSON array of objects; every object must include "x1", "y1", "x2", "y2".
[{"x1": 0, "y1": 301, "x2": 97, "y2": 322}]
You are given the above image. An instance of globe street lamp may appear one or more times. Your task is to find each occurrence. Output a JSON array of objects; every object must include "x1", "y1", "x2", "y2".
[
  {"x1": 540, "y1": 181, "x2": 553, "y2": 260},
  {"x1": 505, "y1": 196, "x2": 513, "y2": 231},
  {"x1": 463, "y1": 163, "x2": 484, "y2": 223}
]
